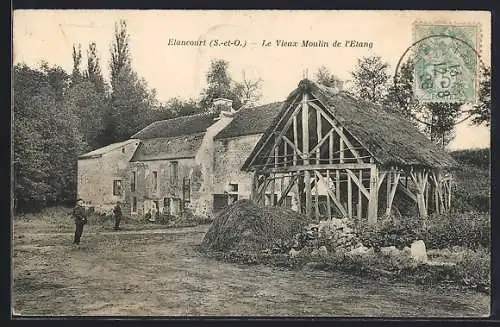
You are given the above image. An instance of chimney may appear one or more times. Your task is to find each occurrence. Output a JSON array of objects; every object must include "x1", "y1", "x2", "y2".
[
  {"x1": 240, "y1": 97, "x2": 257, "y2": 109},
  {"x1": 211, "y1": 98, "x2": 234, "y2": 120},
  {"x1": 327, "y1": 77, "x2": 344, "y2": 95}
]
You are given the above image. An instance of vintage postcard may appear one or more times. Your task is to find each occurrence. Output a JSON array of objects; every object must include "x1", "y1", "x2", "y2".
[{"x1": 12, "y1": 10, "x2": 491, "y2": 317}]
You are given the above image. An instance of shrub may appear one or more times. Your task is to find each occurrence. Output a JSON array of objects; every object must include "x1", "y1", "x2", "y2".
[
  {"x1": 423, "y1": 211, "x2": 490, "y2": 250},
  {"x1": 454, "y1": 247, "x2": 490, "y2": 292},
  {"x1": 450, "y1": 149, "x2": 490, "y2": 213},
  {"x1": 357, "y1": 217, "x2": 425, "y2": 250}
]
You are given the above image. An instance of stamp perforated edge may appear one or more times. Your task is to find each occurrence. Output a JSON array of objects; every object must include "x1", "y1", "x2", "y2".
[{"x1": 411, "y1": 20, "x2": 483, "y2": 104}]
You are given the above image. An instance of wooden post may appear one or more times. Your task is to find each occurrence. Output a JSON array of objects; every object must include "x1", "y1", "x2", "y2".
[
  {"x1": 302, "y1": 93, "x2": 312, "y2": 218},
  {"x1": 447, "y1": 179, "x2": 452, "y2": 210},
  {"x1": 367, "y1": 165, "x2": 379, "y2": 224},
  {"x1": 386, "y1": 168, "x2": 392, "y2": 216},
  {"x1": 425, "y1": 179, "x2": 429, "y2": 215},
  {"x1": 329, "y1": 133, "x2": 334, "y2": 164},
  {"x1": 293, "y1": 115, "x2": 298, "y2": 166},
  {"x1": 315, "y1": 173, "x2": 320, "y2": 220},
  {"x1": 270, "y1": 147, "x2": 279, "y2": 206},
  {"x1": 411, "y1": 169, "x2": 428, "y2": 218},
  {"x1": 284, "y1": 143, "x2": 288, "y2": 167},
  {"x1": 385, "y1": 169, "x2": 400, "y2": 216},
  {"x1": 316, "y1": 107, "x2": 322, "y2": 165},
  {"x1": 297, "y1": 172, "x2": 303, "y2": 213},
  {"x1": 280, "y1": 174, "x2": 285, "y2": 206},
  {"x1": 326, "y1": 169, "x2": 332, "y2": 219},
  {"x1": 347, "y1": 172, "x2": 352, "y2": 219},
  {"x1": 339, "y1": 133, "x2": 344, "y2": 162},
  {"x1": 431, "y1": 171, "x2": 440, "y2": 214},
  {"x1": 336, "y1": 135, "x2": 343, "y2": 202},
  {"x1": 357, "y1": 170, "x2": 363, "y2": 221}
]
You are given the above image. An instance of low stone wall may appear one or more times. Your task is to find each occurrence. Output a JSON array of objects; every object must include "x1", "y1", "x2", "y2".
[{"x1": 317, "y1": 218, "x2": 361, "y2": 253}]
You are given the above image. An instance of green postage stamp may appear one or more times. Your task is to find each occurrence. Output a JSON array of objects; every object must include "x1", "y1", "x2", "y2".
[{"x1": 413, "y1": 22, "x2": 480, "y2": 103}]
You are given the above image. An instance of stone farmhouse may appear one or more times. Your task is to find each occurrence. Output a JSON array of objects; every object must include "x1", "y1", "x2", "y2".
[{"x1": 77, "y1": 79, "x2": 455, "y2": 223}]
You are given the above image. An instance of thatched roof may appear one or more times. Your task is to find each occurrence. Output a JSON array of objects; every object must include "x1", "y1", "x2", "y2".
[
  {"x1": 131, "y1": 112, "x2": 217, "y2": 139},
  {"x1": 214, "y1": 102, "x2": 283, "y2": 139},
  {"x1": 242, "y1": 79, "x2": 456, "y2": 170},
  {"x1": 79, "y1": 139, "x2": 139, "y2": 159},
  {"x1": 130, "y1": 133, "x2": 204, "y2": 162}
]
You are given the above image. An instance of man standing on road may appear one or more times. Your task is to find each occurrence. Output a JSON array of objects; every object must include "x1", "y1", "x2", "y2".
[
  {"x1": 113, "y1": 202, "x2": 123, "y2": 231},
  {"x1": 72, "y1": 199, "x2": 87, "y2": 245}
]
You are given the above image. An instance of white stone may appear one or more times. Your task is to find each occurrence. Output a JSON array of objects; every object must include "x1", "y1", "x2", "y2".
[
  {"x1": 349, "y1": 245, "x2": 370, "y2": 256},
  {"x1": 289, "y1": 248, "x2": 300, "y2": 258},
  {"x1": 318, "y1": 246, "x2": 328, "y2": 257},
  {"x1": 410, "y1": 240, "x2": 428, "y2": 263}
]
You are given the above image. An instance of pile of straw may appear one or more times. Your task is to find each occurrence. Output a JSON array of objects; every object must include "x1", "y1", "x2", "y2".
[{"x1": 200, "y1": 200, "x2": 309, "y2": 253}]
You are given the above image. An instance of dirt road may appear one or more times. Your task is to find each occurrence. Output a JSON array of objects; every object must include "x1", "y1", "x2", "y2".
[{"x1": 12, "y1": 224, "x2": 489, "y2": 317}]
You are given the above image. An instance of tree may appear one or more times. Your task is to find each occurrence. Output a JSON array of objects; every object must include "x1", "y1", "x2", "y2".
[
  {"x1": 350, "y1": 55, "x2": 390, "y2": 104},
  {"x1": 84, "y1": 42, "x2": 106, "y2": 94},
  {"x1": 424, "y1": 103, "x2": 462, "y2": 148},
  {"x1": 165, "y1": 97, "x2": 203, "y2": 117},
  {"x1": 200, "y1": 59, "x2": 241, "y2": 110},
  {"x1": 110, "y1": 20, "x2": 131, "y2": 90},
  {"x1": 314, "y1": 66, "x2": 343, "y2": 89},
  {"x1": 65, "y1": 80, "x2": 107, "y2": 149},
  {"x1": 13, "y1": 63, "x2": 85, "y2": 211},
  {"x1": 71, "y1": 44, "x2": 83, "y2": 86},
  {"x1": 383, "y1": 58, "x2": 420, "y2": 123},
  {"x1": 471, "y1": 66, "x2": 491, "y2": 126},
  {"x1": 105, "y1": 19, "x2": 159, "y2": 142},
  {"x1": 233, "y1": 71, "x2": 263, "y2": 104}
]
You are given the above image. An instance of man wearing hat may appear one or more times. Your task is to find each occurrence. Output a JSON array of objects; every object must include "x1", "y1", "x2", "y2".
[{"x1": 72, "y1": 199, "x2": 87, "y2": 245}]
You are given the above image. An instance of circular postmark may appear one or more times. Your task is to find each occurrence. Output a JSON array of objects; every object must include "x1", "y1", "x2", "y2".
[
  {"x1": 391, "y1": 22, "x2": 488, "y2": 126},
  {"x1": 412, "y1": 23, "x2": 482, "y2": 104}
]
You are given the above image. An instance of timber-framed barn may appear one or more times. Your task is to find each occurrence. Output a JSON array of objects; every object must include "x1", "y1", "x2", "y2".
[{"x1": 241, "y1": 79, "x2": 456, "y2": 223}]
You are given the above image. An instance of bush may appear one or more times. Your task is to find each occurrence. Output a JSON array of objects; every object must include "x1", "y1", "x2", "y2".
[
  {"x1": 357, "y1": 217, "x2": 425, "y2": 250},
  {"x1": 450, "y1": 149, "x2": 490, "y2": 213},
  {"x1": 356, "y1": 212, "x2": 490, "y2": 251},
  {"x1": 455, "y1": 247, "x2": 490, "y2": 292},
  {"x1": 423, "y1": 211, "x2": 490, "y2": 250}
]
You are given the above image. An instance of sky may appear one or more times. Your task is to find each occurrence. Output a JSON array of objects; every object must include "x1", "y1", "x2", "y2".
[{"x1": 13, "y1": 10, "x2": 491, "y2": 150}]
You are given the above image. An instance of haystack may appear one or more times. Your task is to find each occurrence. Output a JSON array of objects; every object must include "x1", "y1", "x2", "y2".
[{"x1": 200, "y1": 200, "x2": 310, "y2": 253}]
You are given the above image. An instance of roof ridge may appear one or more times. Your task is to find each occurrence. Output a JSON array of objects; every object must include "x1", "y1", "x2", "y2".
[
  {"x1": 154, "y1": 111, "x2": 214, "y2": 124},
  {"x1": 135, "y1": 132, "x2": 206, "y2": 142}
]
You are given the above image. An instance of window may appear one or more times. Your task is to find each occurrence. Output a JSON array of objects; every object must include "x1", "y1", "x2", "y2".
[
  {"x1": 265, "y1": 194, "x2": 278, "y2": 206},
  {"x1": 122, "y1": 148, "x2": 125, "y2": 153},
  {"x1": 213, "y1": 194, "x2": 229, "y2": 213},
  {"x1": 113, "y1": 180, "x2": 122, "y2": 196},
  {"x1": 183, "y1": 177, "x2": 191, "y2": 202},
  {"x1": 152, "y1": 171, "x2": 158, "y2": 193},
  {"x1": 131, "y1": 196, "x2": 137, "y2": 213},
  {"x1": 228, "y1": 194, "x2": 238, "y2": 205},
  {"x1": 285, "y1": 195, "x2": 293, "y2": 208},
  {"x1": 131, "y1": 171, "x2": 136, "y2": 192},
  {"x1": 170, "y1": 161, "x2": 179, "y2": 184},
  {"x1": 229, "y1": 183, "x2": 238, "y2": 192}
]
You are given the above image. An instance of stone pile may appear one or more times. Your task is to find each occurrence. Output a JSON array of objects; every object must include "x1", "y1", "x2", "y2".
[{"x1": 317, "y1": 218, "x2": 361, "y2": 253}]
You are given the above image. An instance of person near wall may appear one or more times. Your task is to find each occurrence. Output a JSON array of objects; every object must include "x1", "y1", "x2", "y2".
[
  {"x1": 149, "y1": 205, "x2": 158, "y2": 223},
  {"x1": 72, "y1": 199, "x2": 88, "y2": 245},
  {"x1": 113, "y1": 202, "x2": 123, "y2": 231}
]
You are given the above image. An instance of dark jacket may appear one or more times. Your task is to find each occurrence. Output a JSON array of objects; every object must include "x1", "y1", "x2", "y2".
[
  {"x1": 73, "y1": 205, "x2": 87, "y2": 225},
  {"x1": 113, "y1": 205, "x2": 122, "y2": 218}
]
